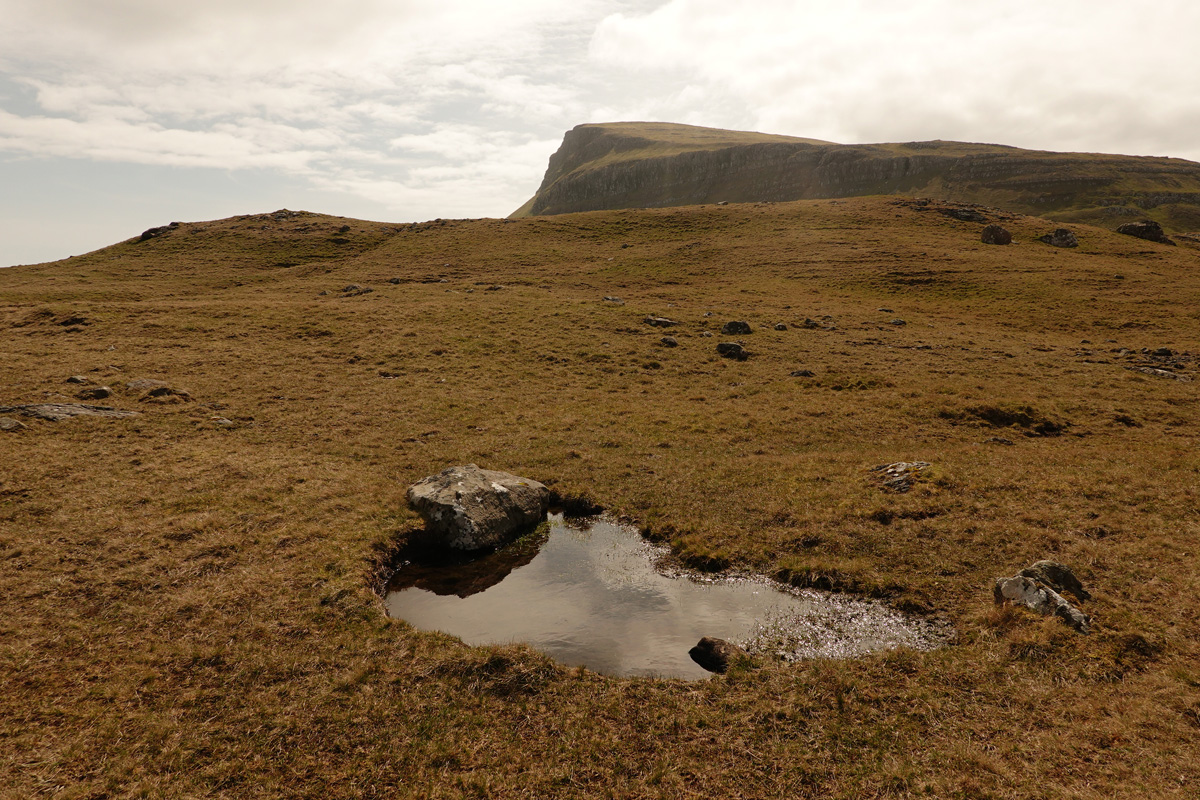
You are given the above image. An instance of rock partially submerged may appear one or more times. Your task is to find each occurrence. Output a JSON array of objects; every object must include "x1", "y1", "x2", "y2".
[
  {"x1": 994, "y1": 560, "x2": 1091, "y2": 633},
  {"x1": 688, "y1": 637, "x2": 746, "y2": 674},
  {"x1": 407, "y1": 465, "x2": 550, "y2": 551}
]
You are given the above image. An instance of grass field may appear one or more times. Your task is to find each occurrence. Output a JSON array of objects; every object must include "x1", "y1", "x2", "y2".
[{"x1": 2, "y1": 197, "x2": 1199, "y2": 798}]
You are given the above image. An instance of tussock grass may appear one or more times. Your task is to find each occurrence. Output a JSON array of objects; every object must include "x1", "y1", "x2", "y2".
[{"x1": 2, "y1": 198, "x2": 1199, "y2": 797}]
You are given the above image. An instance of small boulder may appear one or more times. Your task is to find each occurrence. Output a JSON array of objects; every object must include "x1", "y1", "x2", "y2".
[
  {"x1": 1019, "y1": 559, "x2": 1091, "y2": 601},
  {"x1": 994, "y1": 575, "x2": 1090, "y2": 634},
  {"x1": 660, "y1": 336, "x2": 678, "y2": 347},
  {"x1": 0, "y1": 417, "x2": 27, "y2": 432},
  {"x1": 721, "y1": 321, "x2": 752, "y2": 335},
  {"x1": 77, "y1": 386, "x2": 112, "y2": 401},
  {"x1": 716, "y1": 342, "x2": 748, "y2": 361},
  {"x1": 407, "y1": 464, "x2": 550, "y2": 551},
  {"x1": 790, "y1": 369, "x2": 815, "y2": 377},
  {"x1": 871, "y1": 461, "x2": 930, "y2": 493},
  {"x1": 774, "y1": 323, "x2": 788, "y2": 331},
  {"x1": 1116, "y1": 220, "x2": 1175, "y2": 246},
  {"x1": 1039, "y1": 229, "x2": 1078, "y2": 248},
  {"x1": 800, "y1": 318, "x2": 820, "y2": 329},
  {"x1": 981, "y1": 225, "x2": 1013, "y2": 245},
  {"x1": 603, "y1": 296, "x2": 623, "y2": 304},
  {"x1": 65, "y1": 376, "x2": 89, "y2": 385},
  {"x1": 688, "y1": 637, "x2": 745, "y2": 674}
]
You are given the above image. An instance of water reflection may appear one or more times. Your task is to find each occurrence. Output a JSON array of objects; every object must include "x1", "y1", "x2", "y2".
[{"x1": 385, "y1": 514, "x2": 947, "y2": 679}]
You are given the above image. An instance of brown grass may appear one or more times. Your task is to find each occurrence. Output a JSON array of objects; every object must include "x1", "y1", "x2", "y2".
[{"x1": 2, "y1": 198, "x2": 1198, "y2": 798}]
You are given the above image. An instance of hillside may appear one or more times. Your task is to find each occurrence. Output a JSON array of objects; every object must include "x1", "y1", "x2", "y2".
[
  {"x1": 513, "y1": 122, "x2": 1200, "y2": 232},
  {"x1": 2, "y1": 198, "x2": 1199, "y2": 797}
]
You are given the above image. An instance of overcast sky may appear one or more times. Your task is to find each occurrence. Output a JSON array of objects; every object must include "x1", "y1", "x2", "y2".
[{"x1": 3, "y1": 0, "x2": 1199, "y2": 266}]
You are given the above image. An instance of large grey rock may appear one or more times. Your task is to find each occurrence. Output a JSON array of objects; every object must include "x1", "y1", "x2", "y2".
[
  {"x1": 407, "y1": 464, "x2": 549, "y2": 551},
  {"x1": 1116, "y1": 220, "x2": 1175, "y2": 246},
  {"x1": 993, "y1": 575, "x2": 1090, "y2": 633}
]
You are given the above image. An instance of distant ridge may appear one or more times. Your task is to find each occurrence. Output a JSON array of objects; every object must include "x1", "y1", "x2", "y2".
[{"x1": 513, "y1": 122, "x2": 1200, "y2": 232}]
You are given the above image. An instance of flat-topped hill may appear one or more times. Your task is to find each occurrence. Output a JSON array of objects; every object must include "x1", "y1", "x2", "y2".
[{"x1": 514, "y1": 121, "x2": 1200, "y2": 232}]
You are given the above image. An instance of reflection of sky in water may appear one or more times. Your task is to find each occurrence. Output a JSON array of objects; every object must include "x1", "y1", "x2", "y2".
[{"x1": 386, "y1": 515, "x2": 945, "y2": 679}]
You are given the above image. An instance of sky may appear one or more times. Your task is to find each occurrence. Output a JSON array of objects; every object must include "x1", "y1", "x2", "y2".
[{"x1": 3, "y1": 0, "x2": 1199, "y2": 267}]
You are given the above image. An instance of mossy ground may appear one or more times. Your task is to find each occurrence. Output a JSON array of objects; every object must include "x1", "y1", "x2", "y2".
[{"x1": 2, "y1": 198, "x2": 1198, "y2": 798}]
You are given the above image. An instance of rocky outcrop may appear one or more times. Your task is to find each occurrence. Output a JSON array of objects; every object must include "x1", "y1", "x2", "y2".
[
  {"x1": 994, "y1": 560, "x2": 1091, "y2": 633},
  {"x1": 0, "y1": 404, "x2": 140, "y2": 421},
  {"x1": 513, "y1": 122, "x2": 1200, "y2": 233},
  {"x1": 407, "y1": 465, "x2": 550, "y2": 551},
  {"x1": 1039, "y1": 229, "x2": 1079, "y2": 248}
]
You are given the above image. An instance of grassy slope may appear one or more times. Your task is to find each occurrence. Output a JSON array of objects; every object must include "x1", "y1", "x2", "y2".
[{"x1": 2, "y1": 199, "x2": 1199, "y2": 798}]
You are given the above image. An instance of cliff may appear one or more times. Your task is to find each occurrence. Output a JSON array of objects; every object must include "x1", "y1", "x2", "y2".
[{"x1": 513, "y1": 122, "x2": 1200, "y2": 232}]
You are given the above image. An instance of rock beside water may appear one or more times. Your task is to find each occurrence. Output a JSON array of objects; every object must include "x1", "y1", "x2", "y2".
[
  {"x1": 688, "y1": 636, "x2": 746, "y2": 674},
  {"x1": 407, "y1": 464, "x2": 550, "y2": 551}
]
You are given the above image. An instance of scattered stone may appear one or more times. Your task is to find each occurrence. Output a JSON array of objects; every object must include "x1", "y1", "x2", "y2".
[
  {"x1": 341, "y1": 284, "x2": 374, "y2": 297},
  {"x1": 1019, "y1": 559, "x2": 1091, "y2": 601},
  {"x1": 211, "y1": 417, "x2": 236, "y2": 428},
  {"x1": 688, "y1": 637, "x2": 745, "y2": 674},
  {"x1": 0, "y1": 417, "x2": 27, "y2": 431},
  {"x1": 993, "y1": 575, "x2": 1090, "y2": 634},
  {"x1": 877, "y1": 308, "x2": 893, "y2": 313},
  {"x1": 1039, "y1": 228, "x2": 1078, "y2": 248},
  {"x1": 790, "y1": 369, "x2": 815, "y2": 377},
  {"x1": 660, "y1": 336, "x2": 678, "y2": 347},
  {"x1": 139, "y1": 222, "x2": 180, "y2": 241},
  {"x1": 891, "y1": 319, "x2": 907, "y2": 326},
  {"x1": 703, "y1": 311, "x2": 713, "y2": 317},
  {"x1": 721, "y1": 321, "x2": 752, "y2": 335},
  {"x1": 1116, "y1": 220, "x2": 1175, "y2": 246},
  {"x1": 700, "y1": 331, "x2": 713, "y2": 338},
  {"x1": 0, "y1": 404, "x2": 140, "y2": 421},
  {"x1": 65, "y1": 376, "x2": 89, "y2": 385},
  {"x1": 801, "y1": 318, "x2": 820, "y2": 329},
  {"x1": 645, "y1": 316, "x2": 679, "y2": 328},
  {"x1": 1151, "y1": 347, "x2": 1174, "y2": 358},
  {"x1": 144, "y1": 386, "x2": 192, "y2": 402},
  {"x1": 406, "y1": 464, "x2": 550, "y2": 551},
  {"x1": 716, "y1": 342, "x2": 748, "y2": 361},
  {"x1": 986, "y1": 436, "x2": 1015, "y2": 446},
  {"x1": 485, "y1": 285, "x2": 504, "y2": 291},
  {"x1": 981, "y1": 224, "x2": 1013, "y2": 245},
  {"x1": 126, "y1": 379, "x2": 170, "y2": 392},
  {"x1": 603, "y1": 296, "x2": 623, "y2": 304},
  {"x1": 77, "y1": 386, "x2": 112, "y2": 401},
  {"x1": 871, "y1": 461, "x2": 931, "y2": 493},
  {"x1": 388, "y1": 277, "x2": 403, "y2": 285},
  {"x1": 940, "y1": 207, "x2": 988, "y2": 223},
  {"x1": 774, "y1": 323, "x2": 788, "y2": 331}
]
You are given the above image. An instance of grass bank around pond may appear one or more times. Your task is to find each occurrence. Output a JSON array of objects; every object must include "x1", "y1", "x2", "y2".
[{"x1": 2, "y1": 197, "x2": 1199, "y2": 798}]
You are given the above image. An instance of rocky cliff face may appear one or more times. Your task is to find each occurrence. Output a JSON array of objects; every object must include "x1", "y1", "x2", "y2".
[{"x1": 514, "y1": 123, "x2": 1200, "y2": 232}]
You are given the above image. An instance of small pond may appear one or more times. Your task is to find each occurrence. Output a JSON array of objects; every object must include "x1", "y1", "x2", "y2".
[{"x1": 385, "y1": 514, "x2": 949, "y2": 680}]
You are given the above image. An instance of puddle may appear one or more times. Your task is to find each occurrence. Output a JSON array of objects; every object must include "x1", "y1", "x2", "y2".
[{"x1": 385, "y1": 514, "x2": 949, "y2": 680}]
